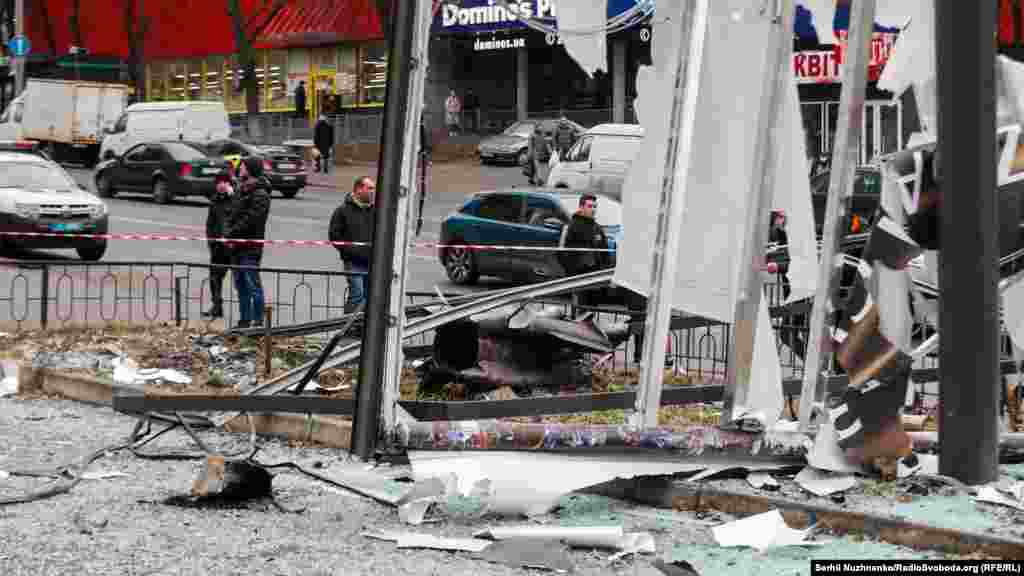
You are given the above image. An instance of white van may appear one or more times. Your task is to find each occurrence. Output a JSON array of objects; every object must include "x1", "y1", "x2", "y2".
[
  {"x1": 545, "y1": 123, "x2": 644, "y2": 199},
  {"x1": 99, "y1": 101, "x2": 230, "y2": 160}
]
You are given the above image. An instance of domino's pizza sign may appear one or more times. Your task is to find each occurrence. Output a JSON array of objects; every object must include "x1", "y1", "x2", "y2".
[{"x1": 432, "y1": 0, "x2": 643, "y2": 35}]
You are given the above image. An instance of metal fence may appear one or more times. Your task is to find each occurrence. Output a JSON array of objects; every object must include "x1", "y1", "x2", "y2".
[
  {"x1": 229, "y1": 112, "x2": 385, "y2": 146},
  {"x1": 4, "y1": 257, "x2": 1019, "y2": 417}
]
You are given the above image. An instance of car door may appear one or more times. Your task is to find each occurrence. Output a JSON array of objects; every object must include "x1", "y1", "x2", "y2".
[
  {"x1": 549, "y1": 135, "x2": 593, "y2": 188},
  {"x1": 590, "y1": 136, "x2": 641, "y2": 197},
  {"x1": 117, "y1": 144, "x2": 153, "y2": 190},
  {"x1": 465, "y1": 193, "x2": 526, "y2": 277},
  {"x1": 521, "y1": 195, "x2": 567, "y2": 279}
]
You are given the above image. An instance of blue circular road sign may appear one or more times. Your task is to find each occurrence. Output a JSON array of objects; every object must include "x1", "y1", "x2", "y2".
[{"x1": 8, "y1": 35, "x2": 30, "y2": 57}]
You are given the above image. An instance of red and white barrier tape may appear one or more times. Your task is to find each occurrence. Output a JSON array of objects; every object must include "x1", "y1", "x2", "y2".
[{"x1": 0, "y1": 231, "x2": 615, "y2": 253}]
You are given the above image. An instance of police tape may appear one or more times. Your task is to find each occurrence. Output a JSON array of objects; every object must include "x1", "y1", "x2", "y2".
[{"x1": 0, "y1": 231, "x2": 616, "y2": 252}]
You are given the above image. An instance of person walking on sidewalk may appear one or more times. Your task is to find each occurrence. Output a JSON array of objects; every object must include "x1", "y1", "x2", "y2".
[
  {"x1": 224, "y1": 157, "x2": 271, "y2": 330},
  {"x1": 294, "y1": 81, "x2": 307, "y2": 121},
  {"x1": 314, "y1": 114, "x2": 334, "y2": 174},
  {"x1": 201, "y1": 173, "x2": 234, "y2": 319},
  {"x1": 555, "y1": 117, "x2": 576, "y2": 160},
  {"x1": 446, "y1": 89, "x2": 462, "y2": 136},
  {"x1": 530, "y1": 125, "x2": 552, "y2": 186},
  {"x1": 329, "y1": 176, "x2": 376, "y2": 313}
]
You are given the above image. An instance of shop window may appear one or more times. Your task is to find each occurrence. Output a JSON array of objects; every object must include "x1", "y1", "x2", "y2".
[
  {"x1": 361, "y1": 41, "x2": 388, "y2": 105},
  {"x1": 206, "y1": 55, "x2": 226, "y2": 104},
  {"x1": 147, "y1": 61, "x2": 167, "y2": 101},
  {"x1": 169, "y1": 61, "x2": 187, "y2": 101},
  {"x1": 224, "y1": 54, "x2": 245, "y2": 112},
  {"x1": 253, "y1": 50, "x2": 268, "y2": 109},
  {"x1": 267, "y1": 50, "x2": 288, "y2": 111},
  {"x1": 338, "y1": 45, "x2": 358, "y2": 107},
  {"x1": 187, "y1": 59, "x2": 203, "y2": 101}
]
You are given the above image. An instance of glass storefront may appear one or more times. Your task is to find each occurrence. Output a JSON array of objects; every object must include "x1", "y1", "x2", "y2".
[{"x1": 144, "y1": 43, "x2": 389, "y2": 112}]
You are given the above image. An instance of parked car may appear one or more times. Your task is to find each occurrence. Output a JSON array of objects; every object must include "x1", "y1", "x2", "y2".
[
  {"x1": 99, "y1": 101, "x2": 231, "y2": 161},
  {"x1": 204, "y1": 139, "x2": 307, "y2": 198},
  {"x1": 546, "y1": 123, "x2": 644, "y2": 200},
  {"x1": 0, "y1": 151, "x2": 109, "y2": 260},
  {"x1": 0, "y1": 140, "x2": 53, "y2": 160},
  {"x1": 439, "y1": 188, "x2": 621, "y2": 285},
  {"x1": 810, "y1": 166, "x2": 882, "y2": 236},
  {"x1": 93, "y1": 141, "x2": 230, "y2": 204},
  {"x1": 478, "y1": 119, "x2": 584, "y2": 166}
]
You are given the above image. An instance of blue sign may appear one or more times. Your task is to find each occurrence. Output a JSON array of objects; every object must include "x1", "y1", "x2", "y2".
[
  {"x1": 432, "y1": 0, "x2": 646, "y2": 36},
  {"x1": 7, "y1": 35, "x2": 30, "y2": 57}
]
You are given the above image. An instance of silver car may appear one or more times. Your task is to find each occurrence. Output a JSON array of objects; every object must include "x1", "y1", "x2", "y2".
[{"x1": 478, "y1": 119, "x2": 584, "y2": 167}]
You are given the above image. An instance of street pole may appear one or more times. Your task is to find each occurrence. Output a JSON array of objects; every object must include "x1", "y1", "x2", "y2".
[
  {"x1": 797, "y1": 0, "x2": 876, "y2": 432},
  {"x1": 936, "y1": 0, "x2": 999, "y2": 485},
  {"x1": 631, "y1": 0, "x2": 709, "y2": 428},
  {"x1": 350, "y1": 0, "x2": 418, "y2": 461},
  {"x1": 13, "y1": 0, "x2": 23, "y2": 95},
  {"x1": 719, "y1": 0, "x2": 796, "y2": 428}
]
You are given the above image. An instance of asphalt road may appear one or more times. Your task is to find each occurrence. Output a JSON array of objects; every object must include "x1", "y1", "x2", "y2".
[{"x1": 0, "y1": 160, "x2": 531, "y2": 327}]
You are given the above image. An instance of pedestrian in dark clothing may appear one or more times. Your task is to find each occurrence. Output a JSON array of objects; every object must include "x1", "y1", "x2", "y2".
[
  {"x1": 530, "y1": 126, "x2": 552, "y2": 186},
  {"x1": 314, "y1": 114, "x2": 334, "y2": 174},
  {"x1": 555, "y1": 118, "x2": 576, "y2": 160},
  {"x1": 765, "y1": 209, "x2": 806, "y2": 360},
  {"x1": 225, "y1": 157, "x2": 271, "y2": 330},
  {"x1": 559, "y1": 194, "x2": 612, "y2": 307},
  {"x1": 329, "y1": 176, "x2": 376, "y2": 312},
  {"x1": 202, "y1": 173, "x2": 234, "y2": 319},
  {"x1": 464, "y1": 89, "x2": 479, "y2": 133},
  {"x1": 294, "y1": 81, "x2": 307, "y2": 121}
]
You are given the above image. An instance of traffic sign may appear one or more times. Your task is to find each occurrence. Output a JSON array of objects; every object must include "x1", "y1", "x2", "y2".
[{"x1": 8, "y1": 35, "x2": 30, "y2": 58}]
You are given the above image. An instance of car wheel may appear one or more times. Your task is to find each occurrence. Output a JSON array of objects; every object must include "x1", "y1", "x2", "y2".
[
  {"x1": 77, "y1": 241, "x2": 107, "y2": 262},
  {"x1": 517, "y1": 149, "x2": 529, "y2": 167},
  {"x1": 95, "y1": 172, "x2": 116, "y2": 198},
  {"x1": 281, "y1": 188, "x2": 300, "y2": 199},
  {"x1": 152, "y1": 178, "x2": 172, "y2": 205},
  {"x1": 444, "y1": 242, "x2": 479, "y2": 285}
]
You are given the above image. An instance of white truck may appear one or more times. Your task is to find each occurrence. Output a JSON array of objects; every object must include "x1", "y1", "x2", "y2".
[{"x1": 0, "y1": 79, "x2": 130, "y2": 166}]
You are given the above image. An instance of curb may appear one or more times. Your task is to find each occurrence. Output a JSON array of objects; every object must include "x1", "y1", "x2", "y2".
[
  {"x1": 17, "y1": 366, "x2": 351, "y2": 449},
  {"x1": 607, "y1": 476, "x2": 1024, "y2": 559}
]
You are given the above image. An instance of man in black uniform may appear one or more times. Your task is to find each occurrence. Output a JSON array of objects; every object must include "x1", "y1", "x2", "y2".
[
  {"x1": 559, "y1": 194, "x2": 613, "y2": 306},
  {"x1": 202, "y1": 173, "x2": 234, "y2": 319}
]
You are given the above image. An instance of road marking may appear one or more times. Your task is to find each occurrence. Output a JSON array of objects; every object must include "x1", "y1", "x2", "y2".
[{"x1": 111, "y1": 216, "x2": 205, "y2": 230}]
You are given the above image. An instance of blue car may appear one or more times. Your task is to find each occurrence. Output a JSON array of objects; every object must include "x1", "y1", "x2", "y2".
[{"x1": 438, "y1": 188, "x2": 622, "y2": 285}]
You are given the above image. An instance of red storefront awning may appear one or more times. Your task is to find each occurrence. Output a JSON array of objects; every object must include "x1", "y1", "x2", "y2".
[{"x1": 255, "y1": 0, "x2": 384, "y2": 48}]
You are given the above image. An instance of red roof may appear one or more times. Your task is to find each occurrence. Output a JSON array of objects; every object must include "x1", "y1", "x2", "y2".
[
  {"x1": 255, "y1": 0, "x2": 384, "y2": 48},
  {"x1": 23, "y1": 0, "x2": 382, "y2": 61}
]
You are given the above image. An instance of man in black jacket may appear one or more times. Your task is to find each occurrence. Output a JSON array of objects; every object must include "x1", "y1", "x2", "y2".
[
  {"x1": 329, "y1": 176, "x2": 376, "y2": 313},
  {"x1": 294, "y1": 81, "x2": 307, "y2": 121},
  {"x1": 225, "y1": 157, "x2": 271, "y2": 329},
  {"x1": 314, "y1": 115, "x2": 334, "y2": 174},
  {"x1": 201, "y1": 174, "x2": 234, "y2": 319},
  {"x1": 559, "y1": 194, "x2": 613, "y2": 307}
]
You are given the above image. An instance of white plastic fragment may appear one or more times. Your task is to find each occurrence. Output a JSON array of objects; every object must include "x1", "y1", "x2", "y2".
[
  {"x1": 794, "y1": 466, "x2": 858, "y2": 497},
  {"x1": 80, "y1": 470, "x2": 131, "y2": 481},
  {"x1": 362, "y1": 530, "x2": 493, "y2": 553},
  {"x1": 712, "y1": 509, "x2": 819, "y2": 550},
  {"x1": 746, "y1": 472, "x2": 779, "y2": 489},
  {"x1": 0, "y1": 360, "x2": 18, "y2": 397},
  {"x1": 976, "y1": 485, "x2": 1024, "y2": 512},
  {"x1": 0, "y1": 470, "x2": 9, "y2": 480}
]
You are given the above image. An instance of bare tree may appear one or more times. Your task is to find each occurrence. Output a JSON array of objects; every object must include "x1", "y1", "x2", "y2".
[
  {"x1": 123, "y1": 0, "x2": 149, "y2": 101},
  {"x1": 227, "y1": 0, "x2": 287, "y2": 114}
]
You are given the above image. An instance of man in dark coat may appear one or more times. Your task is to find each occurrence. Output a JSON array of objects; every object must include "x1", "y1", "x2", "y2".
[
  {"x1": 559, "y1": 194, "x2": 612, "y2": 307},
  {"x1": 555, "y1": 118, "x2": 576, "y2": 160},
  {"x1": 530, "y1": 126, "x2": 552, "y2": 186},
  {"x1": 294, "y1": 81, "x2": 307, "y2": 121},
  {"x1": 224, "y1": 157, "x2": 271, "y2": 330},
  {"x1": 329, "y1": 176, "x2": 376, "y2": 312},
  {"x1": 314, "y1": 114, "x2": 334, "y2": 174},
  {"x1": 201, "y1": 173, "x2": 234, "y2": 319}
]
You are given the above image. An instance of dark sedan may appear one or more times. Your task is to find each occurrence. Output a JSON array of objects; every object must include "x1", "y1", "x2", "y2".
[
  {"x1": 439, "y1": 188, "x2": 621, "y2": 285},
  {"x1": 93, "y1": 141, "x2": 229, "y2": 204},
  {"x1": 204, "y1": 139, "x2": 307, "y2": 198}
]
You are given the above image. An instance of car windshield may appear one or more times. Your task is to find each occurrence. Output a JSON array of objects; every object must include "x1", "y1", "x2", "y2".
[
  {"x1": 0, "y1": 163, "x2": 77, "y2": 190},
  {"x1": 165, "y1": 142, "x2": 209, "y2": 161},
  {"x1": 559, "y1": 196, "x2": 623, "y2": 227},
  {"x1": 504, "y1": 122, "x2": 535, "y2": 137}
]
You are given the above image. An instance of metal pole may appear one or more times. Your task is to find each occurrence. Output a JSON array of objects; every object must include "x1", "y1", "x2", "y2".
[
  {"x1": 351, "y1": 0, "x2": 418, "y2": 460},
  {"x1": 936, "y1": 0, "x2": 999, "y2": 485},
  {"x1": 720, "y1": 0, "x2": 796, "y2": 428},
  {"x1": 797, "y1": 0, "x2": 876, "y2": 432},
  {"x1": 13, "y1": 0, "x2": 23, "y2": 95},
  {"x1": 631, "y1": 0, "x2": 709, "y2": 428},
  {"x1": 380, "y1": 0, "x2": 431, "y2": 434}
]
